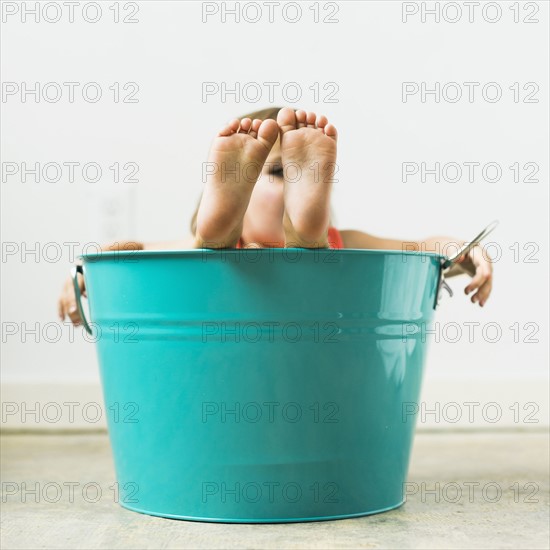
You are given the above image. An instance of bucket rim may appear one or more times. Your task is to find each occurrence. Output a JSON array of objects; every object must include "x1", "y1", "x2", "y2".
[{"x1": 78, "y1": 248, "x2": 446, "y2": 262}]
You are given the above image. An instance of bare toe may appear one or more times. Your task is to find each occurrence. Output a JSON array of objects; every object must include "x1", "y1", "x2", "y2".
[
  {"x1": 295, "y1": 110, "x2": 307, "y2": 129},
  {"x1": 277, "y1": 107, "x2": 297, "y2": 135},
  {"x1": 219, "y1": 119, "x2": 240, "y2": 136},
  {"x1": 257, "y1": 119, "x2": 279, "y2": 150},
  {"x1": 316, "y1": 114, "x2": 328, "y2": 129},
  {"x1": 249, "y1": 118, "x2": 262, "y2": 139},
  {"x1": 324, "y1": 123, "x2": 338, "y2": 140},
  {"x1": 306, "y1": 111, "x2": 317, "y2": 127},
  {"x1": 239, "y1": 118, "x2": 252, "y2": 133}
]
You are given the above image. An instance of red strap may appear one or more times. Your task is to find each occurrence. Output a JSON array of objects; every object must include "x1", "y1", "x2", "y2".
[{"x1": 327, "y1": 227, "x2": 344, "y2": 249}]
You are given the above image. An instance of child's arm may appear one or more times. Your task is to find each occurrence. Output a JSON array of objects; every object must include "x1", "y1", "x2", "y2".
[
  {"x1": 58, "y1": 238, "x2": 196, "y2": 324},
  {"x1": 340, "y1": 230, "x2": 493, "y2": 306},
  {"x1": 141, "y1": 238, "x2": 196, "y2": 250}
]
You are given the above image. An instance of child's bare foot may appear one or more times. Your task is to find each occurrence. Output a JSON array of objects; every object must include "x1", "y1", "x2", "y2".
[
  {"x1": 277, "y1": 108, "x2": 337, "y2": 248},
  {"x1": 195, "y1": 117, "x2": 279, "y2": 248}
]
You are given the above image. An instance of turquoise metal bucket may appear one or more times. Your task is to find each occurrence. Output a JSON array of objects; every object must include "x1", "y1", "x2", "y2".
[{"x1": 73, "y1": 248, "x2": 446, "y2": 522}]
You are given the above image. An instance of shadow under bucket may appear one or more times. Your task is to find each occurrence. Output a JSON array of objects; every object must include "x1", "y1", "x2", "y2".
[{"x1": 74, "y1": 248, "x2": 444, "y2": 522}]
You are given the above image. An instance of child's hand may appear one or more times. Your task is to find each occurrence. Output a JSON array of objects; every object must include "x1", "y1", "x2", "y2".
[
  {"x1": 458, "y1": 245, "x2": 493, "y2": 306},
  {"x1": 58, "y1": 272, "x2": 86, "y2": 325}
]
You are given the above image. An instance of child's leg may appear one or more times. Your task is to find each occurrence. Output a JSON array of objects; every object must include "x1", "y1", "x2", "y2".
[
  {"x1": 195, "y1": 117, "x2": 279, "y2": 248},
  {"x1": 277, "y1": 108, "x2": 338, "y2": 248}
]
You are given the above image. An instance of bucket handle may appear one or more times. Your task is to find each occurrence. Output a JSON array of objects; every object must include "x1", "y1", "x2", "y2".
[
  {"x1": 71, "y1": 265, "x2": 93, "y2": 335},
  {"x1": 442, "y1": 220, "x2": 499, "y2": 269},
  {"x1": 435, "y1": 220, "x2": 499, "y2": 308}
]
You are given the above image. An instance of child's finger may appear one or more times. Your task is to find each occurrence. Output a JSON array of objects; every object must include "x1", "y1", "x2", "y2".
[
  {"x1": 60, "y1": 278, "x2": 83, "y2": 325},
  {"x1": 58, "y1": 299, "x2": 65, "y2": 321},
  {"x1": 464, "y1": 266, "x2": 491, "y2": 294},
  {"x1": 472, "y1": 279, "x2": 493, "y2": 306},
  {"x1": 478, "y1": 280, "x2": 493, "y2": 306},
  {"x1": 67, "y1": 302, "x2": 82, "y2": 326}
]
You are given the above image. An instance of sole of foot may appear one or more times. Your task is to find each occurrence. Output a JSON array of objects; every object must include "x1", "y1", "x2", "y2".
[
  {"x1": 277, "y1": 107, "x2": 338, "y2": 248},
  {"x1": 195, "y1": 117, "x2": 279, "y2": 248}
]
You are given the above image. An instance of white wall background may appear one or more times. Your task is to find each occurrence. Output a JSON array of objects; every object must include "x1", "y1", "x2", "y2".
[{"x1": 1, "y1": 0, "x2": 548, "y2": 429}]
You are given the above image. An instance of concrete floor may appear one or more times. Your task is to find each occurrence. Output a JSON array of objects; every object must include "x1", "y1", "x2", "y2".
[{"x1": 1, "y1": 431, "x2": 548, "y2": 550}]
